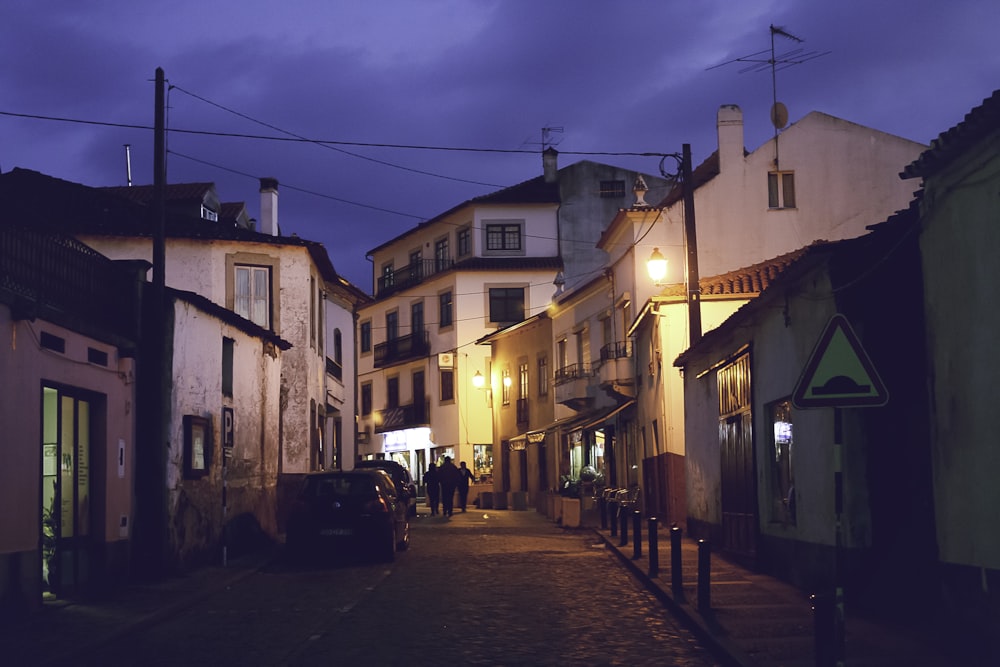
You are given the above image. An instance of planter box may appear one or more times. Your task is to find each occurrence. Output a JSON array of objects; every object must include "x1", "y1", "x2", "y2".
[{"x1": 562, "y1": 498, "x2": 581, "y2": 528}]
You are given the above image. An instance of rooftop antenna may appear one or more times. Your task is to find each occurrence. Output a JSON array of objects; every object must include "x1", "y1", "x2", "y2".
[
  {"x1": 522, "y1": 126, "x2": 564, "y2": 151},
  {"x1": 124, "y1": 143, "x2": 133, "y2": 186},
  {"x1": 708, "y1": 25, "x2": 830, "y2": 169}
]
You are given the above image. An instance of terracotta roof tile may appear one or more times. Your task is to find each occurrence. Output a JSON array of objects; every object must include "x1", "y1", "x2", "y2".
[{"x1": 901, "y1": 89, "x2": 1000, "y2": 179}]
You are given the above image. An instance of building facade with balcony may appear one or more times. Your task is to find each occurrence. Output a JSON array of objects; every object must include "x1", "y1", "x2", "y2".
[{"x1": 357, "y1": 150, "x2": 667, "y2": 490}]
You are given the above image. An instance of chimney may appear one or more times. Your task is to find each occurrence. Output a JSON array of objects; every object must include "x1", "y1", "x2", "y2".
[
  {"x1": 543, "y1": 147, "x2": 559, "y2": 183},
  {"x1": 259, "y1": 177, "x2": 279, "y2": 236},
  {"x1": 717, "y1": 105, "x2": 744, "y2": 175}
]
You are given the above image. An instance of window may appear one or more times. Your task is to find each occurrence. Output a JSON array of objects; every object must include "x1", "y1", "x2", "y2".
[
  {"x1": 333, "y1": 329, "x2": 343, "y2": 367},
  {"x1": 360, "y1": 321, "x2": 372, "y2": 353},
  {"x1": 600, "y1": 180, "x2": 626, "y2": 198},
  {"x1": 434, "y1": 237, "x2": 450, "y2": 271},
  {"x1": 488, "y1": 287, "x2": 525, "y2": 324},
  {"x1": 501, "y1": 368, "x2": 511, "y2": 406},
  {"x1": 382, "y1": 262, "x2": 394, "y2": 288},
  {"x1": 457, "y1": 226, "x2": 472, "y2": 257},
  {"x1": 768, "y1": 171, "x2": 796, "y2": 209},
  {"x1": 310, "y1": 276, "x2": 316, "y2": 348},
  {"x1": 201, "y1": 205, "x2": 218, "y2": 221},
  {"x1": 409, "y1": 249, "x2": 422, "y2": 266},
  {"x1": 361, "y1": 382, "x2": 372, "y2": 416},
  {"x1": 440, "y1": 369, "x2": 455, "y2": 402},
  {"x1": 769, "y1": 399, "x2": 795, "y2": 524},
  {"x1": 439, "y1": 291, "x2": 453, "y2": 328},
  {"x1": 222, "y1": 337, "x2": 234, "y2": 397},
  {"x1": 387, "y1": 376, "x2": 400, "y2": 408},
  {"x1": 411, "y1": 301, "x2": 424, "y2": 335},
  {"x1": 235, "y1": 265, "x2": 270, "y2": 328},
  {"x1": 519, "y1": 362, "x2": 529, "y2": 400},
  {"x1": 386, "y1": 311, "x2": 398, "y2": 341},
  {"x1": 484, "y1": 221, "x2": 523, "y2": 253},
  {"x1": 537, "y1": 356, "x2": 548, "y2": 396}
]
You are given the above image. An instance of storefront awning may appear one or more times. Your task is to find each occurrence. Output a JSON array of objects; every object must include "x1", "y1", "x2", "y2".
[
  {"x1": 542, "y1": 400, "x2": 636, "y2": 436},
  {"x1": 509, "y1": 429, "x2": 546, "y2": 450}
]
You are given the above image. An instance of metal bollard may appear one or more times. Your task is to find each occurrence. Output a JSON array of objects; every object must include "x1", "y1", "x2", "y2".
[
  {"x1": 670, "y1": 525, "x2": 683, "y2": 597},
  {"x1": 811, "y1": 593, "x2": 835, "y2": 667},
  {"x1": 619, "y1": 506, "x2": 629, "y2": 547},
  {"x1": 648, "y1": 517, "x2": 659, "y2": 578},
  {"x1": 609, "y1": 499, "x2": 618, "y2": 537},
  {"x1": 632, "y1": 510, "x2": 642, "y2": 560},
  {"x1": 598, "y1": 494, "x2": 607, "y2": 530},
  {"x1": 697, "y1": 539, "x2": 711, "y2": 613}
]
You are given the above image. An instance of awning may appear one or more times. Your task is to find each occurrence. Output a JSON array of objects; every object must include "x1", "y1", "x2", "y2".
[
  {"x1": 542, "y1": 400, "x2": 636, "y2": 435},
  {"x1": 508, "y1": 429, "x2": 547, "y2": 451}
]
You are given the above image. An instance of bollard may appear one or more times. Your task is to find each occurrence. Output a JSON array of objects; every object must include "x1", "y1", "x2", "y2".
[
  {"x1": 632, "y1": 510, "x2": 642, "y2": 559},
  {"x1": 697, "y1": 539, "x2": 711, "y2": 613},
  {"x1": 811, "y1": 593, "x2": 835, "y2": 667},
  {"x1": 598, "y1": 494, "x2": 607, "y2": 530},
  {"x1": 670, "y1": 526, "x2": 683, "y2": 597},
  {"x1": 619, "y1": 506, "x2": 629, "y2": 547},
  {"x1": 609, "y1": 499, "x2": 618, "y2": 537},
  {"x1": 648, "y1": 517, "x2": 659, "y2": 578}
]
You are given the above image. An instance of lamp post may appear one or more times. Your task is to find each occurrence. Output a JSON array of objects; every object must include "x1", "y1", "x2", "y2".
[{"x1": 647, "y1": 143, "x2": 702, "y2": 344}]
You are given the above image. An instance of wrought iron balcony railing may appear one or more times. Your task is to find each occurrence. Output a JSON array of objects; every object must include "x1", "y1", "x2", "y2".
[
  {"x1": 377, "y1": 258, "x2": 454, "y2": 298},
  {"x1": 373, "y1": 330, "x2": 431, "y2": 368}
]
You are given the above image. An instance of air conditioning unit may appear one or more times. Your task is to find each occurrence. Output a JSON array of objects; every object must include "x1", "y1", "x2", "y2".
[{"x1": 438, "y1": 352, "x2": 455, "y2": 369}]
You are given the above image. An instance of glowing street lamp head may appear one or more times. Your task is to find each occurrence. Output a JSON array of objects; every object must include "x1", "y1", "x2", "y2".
[{"x1": 647, "y1": 247, "x2": 667, "y2": 284}]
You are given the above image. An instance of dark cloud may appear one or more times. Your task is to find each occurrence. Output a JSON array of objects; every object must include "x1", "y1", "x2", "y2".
[{"x1": 2, "y1": 0, "x2": 998, "y2": 291}]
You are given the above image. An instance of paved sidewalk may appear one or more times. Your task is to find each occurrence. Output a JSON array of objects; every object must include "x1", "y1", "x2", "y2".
[
  {"x1": 593, "y1": 517, "x2": 991, "y2": 666},
  {"x1": 0, "y1": 547, "x2": 275, "y2": 667}
]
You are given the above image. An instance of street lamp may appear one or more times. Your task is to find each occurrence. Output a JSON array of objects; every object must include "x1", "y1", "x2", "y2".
[
  {"x1": 472, "y1": 370, "x2": 485, "y2": 389},
  {"x1": 651, "y1": 143, "x2": 702, "y2": 344}
]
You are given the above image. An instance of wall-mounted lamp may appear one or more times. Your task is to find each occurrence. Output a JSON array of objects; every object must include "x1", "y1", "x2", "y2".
[
  {"x1": 502, "y1": 375, "x2": 512, "y2": 388},
  {"x1": 647, "y1": 247, "x2": 667, "y2": 285},
  {"x1": 472, "y1": 371, "x2": 485, "y2": 389}
]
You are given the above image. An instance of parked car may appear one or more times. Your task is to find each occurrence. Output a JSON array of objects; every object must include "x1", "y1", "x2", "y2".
[
  {"x1": 285, "y1": 469, "x2": 410, "y2": 562},
  {"x1": 354, "y1": 459, "x2": 418, "y2": 516}
]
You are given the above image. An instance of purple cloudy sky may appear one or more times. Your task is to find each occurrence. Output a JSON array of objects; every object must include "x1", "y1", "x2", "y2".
[{"x1": 2, "y1": 1, "x2": 997, "y2": 292}]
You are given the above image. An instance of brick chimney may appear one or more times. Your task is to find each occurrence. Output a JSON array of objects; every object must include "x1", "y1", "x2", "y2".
[
  {"x1": 259, "y1": 177, "x2": 279, "y2": 236},
  {"x1": 543, "y1": 147, "x2": 559, "y2": 183},
  {"x1": 717, "y1": 105, "x2": 744, "y2": 175}
]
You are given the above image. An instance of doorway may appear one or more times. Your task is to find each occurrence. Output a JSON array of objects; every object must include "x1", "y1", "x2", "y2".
[{"x1": 41, "y1": 385, "x2": 95, "y2": 598}]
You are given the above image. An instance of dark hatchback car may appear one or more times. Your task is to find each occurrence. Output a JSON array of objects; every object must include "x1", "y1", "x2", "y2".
[
  {"x1": 285, "y1": 469, "x2": 410, "y2": 562},
  {"x1": 354, "y1": 459, "x2": 418, "y2": 516}
]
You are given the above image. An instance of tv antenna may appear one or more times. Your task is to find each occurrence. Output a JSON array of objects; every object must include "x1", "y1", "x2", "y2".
[
  {"x1": 523, "y1": 126, "x2": 564, "y2": 151},
  {"x1": 708, "y1": 25, "x2": 830, "y2": 169}
]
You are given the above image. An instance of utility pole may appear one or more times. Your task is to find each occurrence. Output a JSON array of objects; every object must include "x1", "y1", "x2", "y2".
[{"x1": 681, "y1": 144, "x2": 702, "y2": 344}]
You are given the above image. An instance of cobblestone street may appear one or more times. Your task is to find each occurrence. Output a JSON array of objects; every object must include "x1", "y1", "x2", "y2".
[{"x1": 69, "y1": 510, "x2": 722, "y2": 666}]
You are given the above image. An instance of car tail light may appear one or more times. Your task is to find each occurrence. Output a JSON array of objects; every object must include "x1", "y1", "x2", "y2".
[{"x1": 364, "y1": 496, "x2": 390, "y2": 513}]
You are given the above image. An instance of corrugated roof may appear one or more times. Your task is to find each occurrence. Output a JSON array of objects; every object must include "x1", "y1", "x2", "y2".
[{"x1": 901, "y1": 89, "x2": 1000, "y2": 179}]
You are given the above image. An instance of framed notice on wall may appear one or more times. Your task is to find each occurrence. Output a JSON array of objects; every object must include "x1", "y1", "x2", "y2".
[{"x1": 183, "y1": 415, "x2": 212, "y2": 479}]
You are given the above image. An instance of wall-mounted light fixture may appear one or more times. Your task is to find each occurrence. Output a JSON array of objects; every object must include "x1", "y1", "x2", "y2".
[
  {"x1": 647, "y1": 247, "x2": 667, "y2": 285},
  {"x1": 472, "y1": 370, "x2": 485, "y2": 389}
]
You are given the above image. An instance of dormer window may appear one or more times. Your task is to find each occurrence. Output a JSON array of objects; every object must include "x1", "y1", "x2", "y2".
[{"x1": 201, "y1": 205, "x2": 218, "y2": 221}]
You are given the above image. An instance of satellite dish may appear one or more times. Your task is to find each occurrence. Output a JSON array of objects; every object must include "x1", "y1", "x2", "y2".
[{"x1": 771, "y1": 101, "x2": 789, "y2": 129}]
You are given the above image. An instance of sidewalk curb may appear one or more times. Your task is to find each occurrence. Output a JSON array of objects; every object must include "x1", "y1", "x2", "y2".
[{"x1": 595, "y1": 529, "x2": 755, "y2": 667}]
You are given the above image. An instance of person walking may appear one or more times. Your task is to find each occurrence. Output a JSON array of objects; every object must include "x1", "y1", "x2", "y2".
[
  {"x1": 457, "y1": 461, "x2": 475, "y2": 512},
  {"x1": 424, "y1": 462, "x2": 440, "y2": 516},
  {"x1": 437, "y1": 456, "x2": 461, "y2": 517}
]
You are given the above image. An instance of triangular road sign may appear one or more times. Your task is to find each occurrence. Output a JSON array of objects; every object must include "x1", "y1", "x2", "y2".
[{"x1": 793, "y1": 314, "x2": 888, "y2": 408}]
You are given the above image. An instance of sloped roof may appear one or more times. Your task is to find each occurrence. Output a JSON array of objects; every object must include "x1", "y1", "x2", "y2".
[
  {"x1": 673, "y1": 202, "x2": 920, "y2": 367},
  {"x1": 170, "y1": 288, "x2": 292, "y2": 350},
  {"x1": 0, "y1": 168, "x2": 349, "y2": 288},
  {"x1": 658, "y1": 245, "x2": 811, "y2": 299},
  {"x1": 100, "y1": 182, "x2": 216, "y2": 204},
  {"x1": 901, "y1": 88, "x2": 1000, "y2": 179},
  {"x1": 656, "y1": 150, "x2": 722, "y2": 208}
]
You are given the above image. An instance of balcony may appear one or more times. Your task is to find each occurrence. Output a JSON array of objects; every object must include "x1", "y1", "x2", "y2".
[
  {"x1": 599, "y1": 341, "x2": 634, "y2": 399},
  {"x1": 553, "y1": 363, "x2": 594, "y2": 411},
  {"x1": 377, "y1": 258, "x2": 454, "y2": 298},
  {"x1": 325, "y1": 356, "x2": 343, "y2": 381},
  {"x1": 374, "y1": 330, "x2": 431, "y2": 368},
  {"x1": 375, "y1": 399, "x2": 430, "y2": 433}
]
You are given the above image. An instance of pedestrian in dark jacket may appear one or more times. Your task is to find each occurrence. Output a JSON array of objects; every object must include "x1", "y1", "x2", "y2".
[
  {"x1": 457, "y1": 461, "x2": 475, "y2": 512},
  {"x1": 424, "y1": 463, "x2": 440, "y2": 516},
  {"x1": 437, "y1": 456, "x2": 462, "y2": 517}
]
